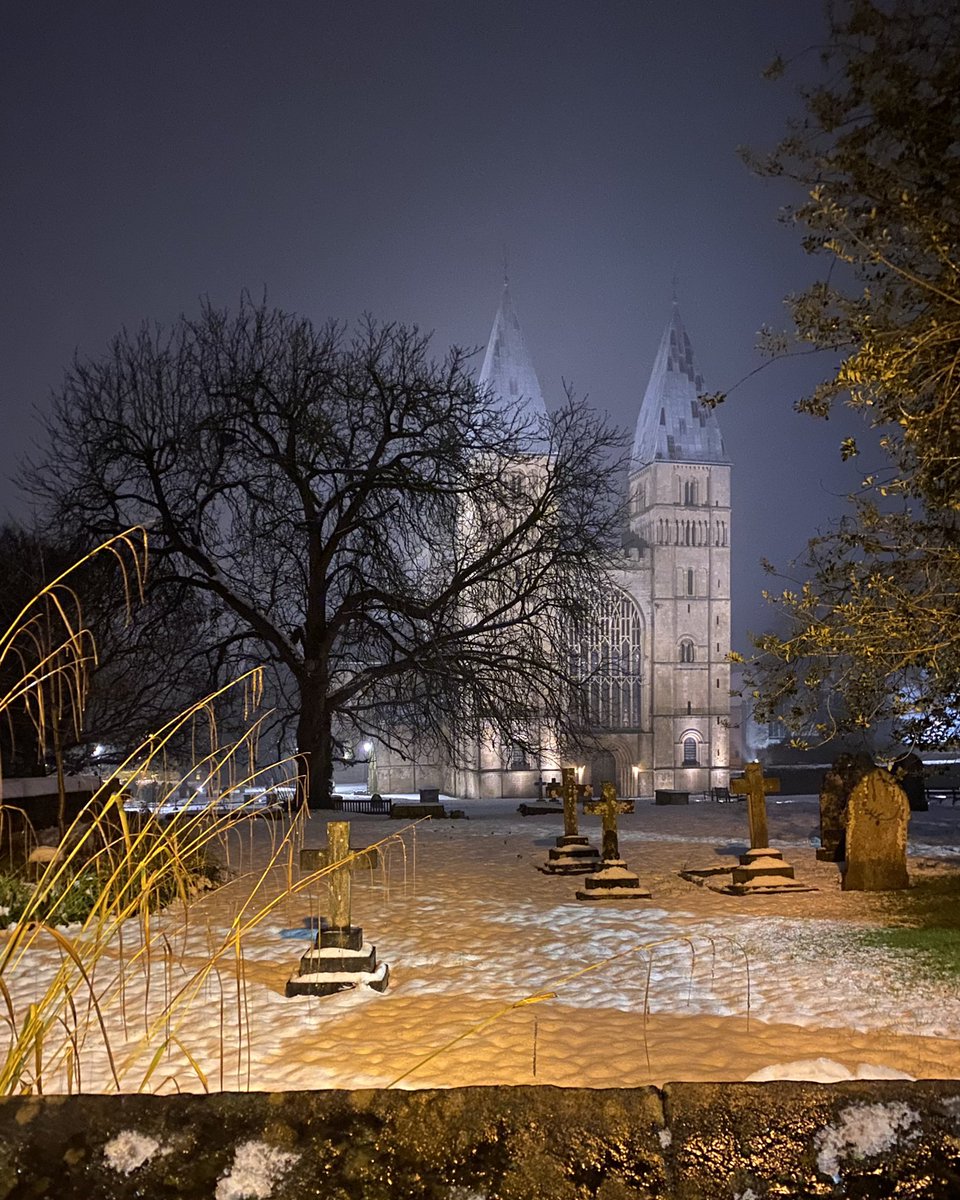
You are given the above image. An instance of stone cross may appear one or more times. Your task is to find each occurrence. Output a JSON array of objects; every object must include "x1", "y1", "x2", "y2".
[
  {"x1": 300, "y1": 820, "x2": 380, "y2": 929},
  {"x1": 584, "y1": 781, "x2": 633, "y2": 861},
  {"x1": 730, "y1": 763, "x2": 779, "y2": 849},
  {"x1": 561, "y1": 766, "x2": 580, "y2": 839}
]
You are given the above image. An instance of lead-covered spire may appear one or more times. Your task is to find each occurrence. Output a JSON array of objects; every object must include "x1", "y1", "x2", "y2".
[
  {"x1": 478, "y1": 280, "x2": 550, "y2": 444},
  {"x1": 631, "y1": 303, "x2": 726, "y2": 468}
]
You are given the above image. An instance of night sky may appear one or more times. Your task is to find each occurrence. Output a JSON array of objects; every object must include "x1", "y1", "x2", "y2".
[{"x1": 1, "y1": 1, "x2": 871, "y2": 653}]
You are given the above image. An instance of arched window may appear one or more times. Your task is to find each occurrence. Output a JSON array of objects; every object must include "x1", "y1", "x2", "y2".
[
  {"x1": 570, "y1": 587, "x2": 643, "y2": 730},
  {"x1": 507, "y1": 743, "x2": 530, "y2": 770},
  {"x1": 679, "y1": 640, "x2": 695, "y2": 663},
  {"x1": 686, "y1": 569, "x2": 695, "y2": 596},
  {"x1": 683, "y1": 479, "x2": 698, "y2": 506},
  {"x1": 683, "y1": 737, "x2": 699, "y2": 765}
]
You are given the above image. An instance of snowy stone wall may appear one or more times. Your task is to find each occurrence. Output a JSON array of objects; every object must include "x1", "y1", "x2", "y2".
[{"x1": 2, "y1": 1081, "x2": 960, "y2": 1197}]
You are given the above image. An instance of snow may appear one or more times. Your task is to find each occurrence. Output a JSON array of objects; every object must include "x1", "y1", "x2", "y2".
[
  {"x1": 814, "y1": 1101, "x2": 921, "y2": 1181},
  {"x1": 215, "y1": 1140, "x2": 299, "y2": 1200},
  {"x1": 745, "y1": 1058, "x2": 915, "y2": 1083},
  {"x1": 103, "y1": 1129, "x2": 163, "y2": 1174},
  {"x1": 5, "y1": 794, "x2": 960, "y2": 1092}
]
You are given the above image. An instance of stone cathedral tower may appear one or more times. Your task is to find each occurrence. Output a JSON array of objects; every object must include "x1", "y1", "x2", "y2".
[
  {"x1": 373, "y1": 289, "x2": 731, "y2": 800},
  {"x1": 622, "y1": 301, "x2": 731, "y2": 796}
]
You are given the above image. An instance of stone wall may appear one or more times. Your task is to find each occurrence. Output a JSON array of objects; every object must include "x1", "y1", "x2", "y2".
[{"x1": 3, "y1": 1081, "x2": 960, "y2": 1198}]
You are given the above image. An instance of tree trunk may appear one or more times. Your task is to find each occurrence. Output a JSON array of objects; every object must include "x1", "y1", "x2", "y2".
[{"x1": 297, "y1": 687, "x2": 336, "y2": 810}]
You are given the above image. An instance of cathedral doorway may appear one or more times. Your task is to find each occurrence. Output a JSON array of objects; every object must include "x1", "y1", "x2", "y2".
[{"x1": 587, "y1": 749, "x2": 617, "y2": 794}]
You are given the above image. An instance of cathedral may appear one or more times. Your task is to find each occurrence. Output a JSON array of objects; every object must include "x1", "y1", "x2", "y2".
[{"x1": 376, "y1": 283, "x2": 731, "y2": 800}]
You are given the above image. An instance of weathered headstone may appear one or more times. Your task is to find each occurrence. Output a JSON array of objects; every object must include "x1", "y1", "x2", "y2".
[
  {"x1": 843, "y1": 768, "x2": 910, "y2": 891},
  {"x1": 575, "y1": 781, "x2": 651, "y2": 901},
  {"x1": 892, "y1": 752, "x2": 927, "y2": 812},
  {"x1": 539, "y1": 767, "x2": 601, "y2": 874},
  {"x1": 818, "y1": 752, "x2": 874, "y2": 861},
  {"x1": 286, "y1": 820, "x2": 390, "y2": 997},
  {"x1": 730, "y1": 762, "x2": 779, "y2": 849}
]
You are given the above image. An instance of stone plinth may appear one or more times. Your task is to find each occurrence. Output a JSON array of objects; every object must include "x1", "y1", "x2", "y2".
[
  {"x1": 285, "y1": 924, "x2": 389, "y2": 997},
  {"x1": 390, "y1": 802, "x2": 447, "y2": 819},
  {"x1": 720, "y1": 847, "x2": 817, "y2": 896},
  {"x1": 575, "y1": 860, "x2": 652, "y2": 901},
  {"x1": 539, "y1": 834, "x2": 601, "y2": 875}
]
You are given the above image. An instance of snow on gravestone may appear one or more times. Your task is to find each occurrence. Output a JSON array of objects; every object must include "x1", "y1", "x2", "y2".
[{"x1": 842, "y1": 768, "x2": 910, "y2": 892}]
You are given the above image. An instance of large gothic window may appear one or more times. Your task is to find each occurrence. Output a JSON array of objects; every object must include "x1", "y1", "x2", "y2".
[{"x1": 570, "y1": 587, "x2": 643, "y2": 729}]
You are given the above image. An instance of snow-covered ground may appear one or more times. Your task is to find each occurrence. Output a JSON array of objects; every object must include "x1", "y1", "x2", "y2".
[{"x1": 6, "y1": 794, "x2": 960, "y2": 1093}]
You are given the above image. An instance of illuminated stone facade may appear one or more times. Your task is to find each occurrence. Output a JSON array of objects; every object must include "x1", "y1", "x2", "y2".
[{"x1": 375, "y1": 289, "x2": 730, "y2": 799}]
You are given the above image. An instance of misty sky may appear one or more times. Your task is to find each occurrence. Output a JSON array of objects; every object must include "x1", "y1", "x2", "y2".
[{"x1": 0, "y1": 1, "x2": 873, "y2": 653}]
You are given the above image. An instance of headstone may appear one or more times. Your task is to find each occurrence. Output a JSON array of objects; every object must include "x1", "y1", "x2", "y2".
[
  {"x1": 818, "y1": 752, "x2": 874, "y2": 861},
  {"x1": 286, "y1": 820, "x2": 390, "y2": 997},
  {"x1": 538, "y1": 767, "x2": 601, "y2": 874},
  {"x1": 891, "y1": 752, "x2": 927, "y2": 812},
  {"x1": 843, "y1": 768, "x2": 910, "y2": 891},
  {"x1": 575, "y1": 781, "x2": 651, "y2": 902},
  {"x1": 730, "y1": 762, "x2": 779, "y2": 849}
]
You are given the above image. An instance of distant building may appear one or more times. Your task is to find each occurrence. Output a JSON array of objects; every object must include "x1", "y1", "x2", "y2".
[{"x1": 376, "y1": 283, "x2": 731, "y2": 799}]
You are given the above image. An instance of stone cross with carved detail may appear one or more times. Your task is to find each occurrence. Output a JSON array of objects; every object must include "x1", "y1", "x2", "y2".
[
  {"x1": 584, "y1": 781, "x2": 634, "y2": 861},
  {"x1": 561, "y1": 766, "x2": 580, "y2": 839},
  {"x1": 730, "y1": 763, "x2": 780, "y2": 849},
  {"x1": 300, "y1": 820, "x2": 380, "y2": 930}
]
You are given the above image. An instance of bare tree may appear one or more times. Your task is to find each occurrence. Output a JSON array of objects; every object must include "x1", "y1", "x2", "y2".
[{"x1": 28, "y1": 298, "x2": 625, "y2": 806}]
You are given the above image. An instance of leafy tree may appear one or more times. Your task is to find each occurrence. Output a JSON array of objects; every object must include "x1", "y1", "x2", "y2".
[
  {"x1": 741, "y1": 0, "x2": 960, "y2": 748},
  {"x1": 28, "y1": 298, "x2": 624, "y2": 806}
]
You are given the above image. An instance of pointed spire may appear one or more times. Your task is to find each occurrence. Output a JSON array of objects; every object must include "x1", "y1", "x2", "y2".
[
  {"x1": 478, "y1": 280, "x2": 550, "y2": 440},
  {"x1": 631, "y1": 304, "x2": 726, "y2": 468}
]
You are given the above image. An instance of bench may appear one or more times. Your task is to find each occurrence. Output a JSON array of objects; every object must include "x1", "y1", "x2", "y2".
[
  {"x1": 925, "y1": 787, "x2": 960, "y2": 806},
  {"x1": 711, "y1": 787, "x2": 732, "y2": 803},
  {"x1": 332, "y1": 794, "x2": 393, "y2": 815}
]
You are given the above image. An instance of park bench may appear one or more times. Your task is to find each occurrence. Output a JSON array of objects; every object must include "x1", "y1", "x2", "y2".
[
  {"x1": 712, "y1": 786, "x2": 732, "y2": 803},
  {"x1": 333, "y1": 794, "x2": 393, "y2": 815}
]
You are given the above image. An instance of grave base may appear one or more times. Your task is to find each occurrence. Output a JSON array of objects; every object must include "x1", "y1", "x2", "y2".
[
  {"x1": 718, "y1": 847, "x2": 817, "y2": 895},
  {"x1": 575, "y1": 859, "x2": 652, "y2": 901},
  {"x1": 539, "y1": 834, "x2": 601, "y2": 875},
  {"x1": 390, "y1": 803, "x2": 448, "y2": 819},
  {"x1": 678, "y1": 863, "x2": 735, "y2": 885},
  {"x1": 517, "y1": 803, "x2": 564, "y2": 816},
  {"x1": 286, "y1": 925, "x2": 390, "y2": 997}
]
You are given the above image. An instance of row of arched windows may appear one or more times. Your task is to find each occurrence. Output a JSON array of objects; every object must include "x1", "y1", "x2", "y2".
[{"x1": 652, "y1": 517, "x2": 728, "y2": 547}]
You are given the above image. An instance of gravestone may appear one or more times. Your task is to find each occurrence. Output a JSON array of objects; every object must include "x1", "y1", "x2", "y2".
[
  {"x1": 575, "y1": 781, "x2": 651, "y2": 902},
  {"x1": 818, "y1": 752, "x2": 874, "y2": 861},
  {"x1": 539, "y1": 767, "x2": 600, "y2": 874},
  {"x1": 843, "y1": 768, "x2": 910, "y2": 891},
  {"x1": 892, "y1": 752, "x2": 927, "y2": 812},
  {"x1": 286, "y1": 820, "x2": 390, "y2": 997},
  {"x1": 730, "y1": 762, "x2": 779, "y2": 849}
]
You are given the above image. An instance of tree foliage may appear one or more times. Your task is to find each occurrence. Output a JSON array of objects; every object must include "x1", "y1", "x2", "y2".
[
  {"x1": 743, "y1": 0, "x2": 960, "y2": 748},
  {"x1": 29, "y1": 298, "x2": 625, "y2": 804}
]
